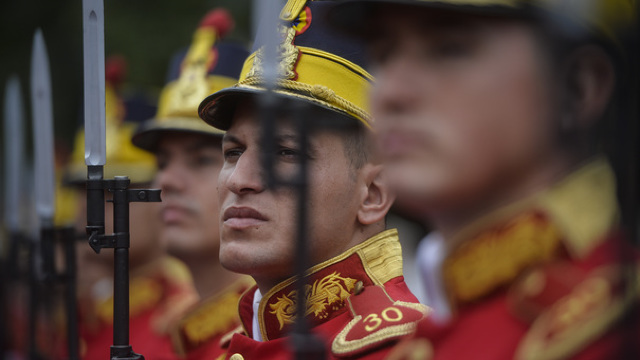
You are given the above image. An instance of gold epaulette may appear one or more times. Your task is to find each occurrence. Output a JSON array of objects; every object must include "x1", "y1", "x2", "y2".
[
  {"x1": 172, "y1": 277, "x2": 254, "y2": 355},
  {"x1": 443, "y1": 211, "x2": 563, "y2": 306},
  {"x1": 96, "y1": 276, "x2": 164, "y2": 324}
]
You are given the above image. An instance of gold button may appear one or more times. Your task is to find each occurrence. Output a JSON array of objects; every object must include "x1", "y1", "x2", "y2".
[
  {"x1": 354, "y1": 281, "x2": 364, "y2": 295},
  {"x1": 522, "y1": 270, "x2": 546, "y2": 297},
  {"x1": 229, "y1": 354, "x2": 244, "y2": 360}
]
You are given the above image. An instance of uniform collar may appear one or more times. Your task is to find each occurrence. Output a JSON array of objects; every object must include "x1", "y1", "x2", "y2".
[
  {"x1": 171, "y1": 276, "x2": 254, "y2": 355},
  {"x1": 439, "y1": 158, "x2": 619, "y2": 311},
  {"x1": 239, "y1": 229, "x2": 404, "y2": 341}
]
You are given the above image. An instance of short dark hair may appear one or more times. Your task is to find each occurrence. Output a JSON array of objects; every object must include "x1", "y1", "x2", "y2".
[
  {"x1": 338, "y1": 122, "x2": 370, "y2": 170},
  {"x1": 310, "y1": 107, "x2": 372, "y2": 171}
]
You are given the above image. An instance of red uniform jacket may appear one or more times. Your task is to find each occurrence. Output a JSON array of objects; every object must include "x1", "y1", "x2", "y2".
[
  {"x1": 170, "y1": 276, "x2": 254, "y2": 360},
  {"x1": 78, "y1": 257, "x2": 198, "y2": 360},
  {"x1": 219, "y1": 229, "x2": 428, "y2": 360},
  {"x1": 387, "y1": 159, "x2": 640, "y2": 360}
]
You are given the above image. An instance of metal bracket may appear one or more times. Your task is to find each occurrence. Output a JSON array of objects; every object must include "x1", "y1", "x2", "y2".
[
  {"x1": 88, "y1": 232, "x2": 130, "y2": 254},
  {"x1": 127, "y1": 189, "x2": 161, "y2": 203},
  {"x1": 86, "y1": 176, "x2": 161, "y2": 254}
]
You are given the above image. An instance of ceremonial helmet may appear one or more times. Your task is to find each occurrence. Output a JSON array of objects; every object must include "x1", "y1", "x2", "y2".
[
  {"x1": 66, "y1": 55, "x2": 157, "y2": 185},
  {"x1": 329, "y1": 0, "x2": 637, "y2": 49},
  {"x1": 198, "y1": 0, "x2": 374, "y2": 131},
  {"x1": 132, "y1": 9, "x2": 249, "y2": 151}
]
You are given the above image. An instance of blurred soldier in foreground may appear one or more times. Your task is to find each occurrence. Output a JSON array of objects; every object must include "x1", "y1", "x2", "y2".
[
  {"x1": 331, "y1": 0, "x2": 638, "y2": 359},
  {"x1": 66, "y1": 56, "x2": 197, "y2": 359},
  {"x1": 132, "y1": 9, "x2": 254, "y2": 359},
  {"x1": 196, "y1": 1, "x2": 427, "y2": 359}
]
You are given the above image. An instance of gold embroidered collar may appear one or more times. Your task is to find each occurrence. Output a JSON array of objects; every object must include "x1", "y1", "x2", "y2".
[
  {"x1": 442, "y1": 158, "x2": 619, "y2": 308},
  {"x1": 244, "y1": 229, "x2": 404, "y2": 341}
]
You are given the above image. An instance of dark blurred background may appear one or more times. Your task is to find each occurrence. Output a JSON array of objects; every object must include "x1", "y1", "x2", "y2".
[{"x1": 0, "y1": 0, "x2": 254, "y2": 152}]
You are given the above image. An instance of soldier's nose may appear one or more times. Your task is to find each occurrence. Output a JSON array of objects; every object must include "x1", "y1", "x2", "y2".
[
  {"x1": 372, "y1": 62, "x2": 418, "y2": 117},
  {"x1": 226, "y1": 151, "x2": 264, "y2": 195},
  {"x1": 155, "y1": 162, "x2": 186, "y2": 194}
]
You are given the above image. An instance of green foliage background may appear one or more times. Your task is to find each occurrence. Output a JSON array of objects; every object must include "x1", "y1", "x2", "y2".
[{"x1": 0, "y1": 0, "x2": 254, "y2": 150}]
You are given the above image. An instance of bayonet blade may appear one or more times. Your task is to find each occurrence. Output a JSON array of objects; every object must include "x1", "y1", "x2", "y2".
[
  {"x1": 83, "y1": 0, "x2": 106, "y2": 166},
  {"x1": 3, "y1": 75, "x2": 25, "y2": 234},
  {"x1": 254, "y1": 0, "x2": 284, "y2": 89},
  {"x1": 30, "y1": 29, "x2": 55, "y2": 226}
]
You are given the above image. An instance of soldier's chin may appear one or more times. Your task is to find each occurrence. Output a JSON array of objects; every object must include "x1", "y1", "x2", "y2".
[{"x1": 220, "y1": 242, "x2": 295, "y2": 281}]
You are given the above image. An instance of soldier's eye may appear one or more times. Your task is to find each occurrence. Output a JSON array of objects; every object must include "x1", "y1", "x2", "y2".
[
  {"x1": 431, "y1": 39, "x2": 472, "y2": 58},
  {"x1": 277, "y1": 147, "x2": 301, "y2": 161},
  {"x1": 223, "y1": 148, "x2": 243, "y2": 161},
  {"x1": 194, "y1": 155, "x2": 217, "y2": 166},
  {"x1": 156, "y1": 158, "x2": 168, "y2": 170}
]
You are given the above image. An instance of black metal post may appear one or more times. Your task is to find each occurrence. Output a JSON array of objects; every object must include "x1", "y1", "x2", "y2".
[
  {"x1": 260, "y1": 94, "x2": 325, "y2": 360},
  {"x1": 86, "y1": 165, "x2": 105, "y2": 241},
  {"x1": 61, "y1": 227, "x2": 79, "y2": 360},
  {"x1": 109, "y1": 176, "x2": 138, "y2": 359},
  {"x1": 291, "y1": 102, "x2": 325, "y2": 360},
  {"x1": 86, "y1": 169, "x2": 159, "y2": 359}
]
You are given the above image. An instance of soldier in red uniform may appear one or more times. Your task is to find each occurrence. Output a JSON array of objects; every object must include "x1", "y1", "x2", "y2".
[
  {"x1": 330, "y1": 0, "x2": 639, "y2": 359},
  {"x1": 67, "y1": 56, "x2": 198, "y2": 359},
  {"x1": 195, "y1": 1, "x2": 428, "y2": 359},
  {"x1": 132, "y1": 9, "x2": 254, "y2": 360}
]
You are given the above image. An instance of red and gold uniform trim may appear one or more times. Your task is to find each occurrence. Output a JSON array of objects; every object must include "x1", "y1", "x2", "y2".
[
  {"x1": 442, "y1": 158, "x2": 619, "y2": 308},
  {"x1": 171, "y1": 276, "x2": 254, "y2": 356},
  {"x1": 389, "y1": 159, "x2": 637, "y2": 360},
  {"x1": 515, "y1": 264, "x2": 640, "y2": 360},
  {"x1": 252, "y1": 229, "x2": 405, "y2": 341},
  {"x1": 443, "y1": 211, "x2": 563, "y2": 306},
  {"x1": 332, "y1": 286, "x2": 429, "y2": 356}
]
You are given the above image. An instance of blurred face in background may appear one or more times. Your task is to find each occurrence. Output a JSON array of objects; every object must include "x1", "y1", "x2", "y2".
[
  {"x1": 153, "y1": 133, "x2": 223, "y2": 260},
  {"x1": 369, "y1": 7, "x2": 562, "y2": 217}
]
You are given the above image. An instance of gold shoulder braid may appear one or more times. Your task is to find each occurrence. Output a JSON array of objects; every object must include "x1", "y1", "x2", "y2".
[
  {"x1": 96, "y1": 276, "x2": 163, "y2": 324},
  {"x1": 443, "y1": 211, "x2": 563, "y2": 306},
  {"x1": 172, "y1": 277, "x2": 253, "y2": 354}
]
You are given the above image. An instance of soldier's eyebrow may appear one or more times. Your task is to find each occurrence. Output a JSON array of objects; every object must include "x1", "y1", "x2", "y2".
[
  {"x1": 222, "y1": 133, "x2": 242, "y2": 145},
  {"x1": 416, "y1": 14, "x2": 480, "y2": 35},
  {"x1": 274, "y1": 133, "x2": 299, "y2": 144},
  {"x1": 185, "y1": 139, "x2": 217, "y2": 153},
  {"x1": 274, "y1": 132, "x2": 319, "y2": 157}
]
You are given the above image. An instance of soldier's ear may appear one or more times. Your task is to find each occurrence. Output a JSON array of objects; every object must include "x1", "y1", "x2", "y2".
[
  {"x1": 563, "y1": 45, "x2": 614, "y2": 130},
  {"x1": 357, "y1": 164, "x2": 395, "y2": 225}
]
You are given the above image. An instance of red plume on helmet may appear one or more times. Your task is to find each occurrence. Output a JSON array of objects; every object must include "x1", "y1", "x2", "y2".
[
  {"x1": 105, "y1": 54, "x2": 127, "y2": 88},
  {"x1": 199, "y1": 8, "x2": 234, "y2": 38}
]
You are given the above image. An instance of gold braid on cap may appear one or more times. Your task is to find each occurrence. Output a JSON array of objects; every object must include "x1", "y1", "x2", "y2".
[{"x1": 235, "y1": 77, "x2": 371, "y2": 127}]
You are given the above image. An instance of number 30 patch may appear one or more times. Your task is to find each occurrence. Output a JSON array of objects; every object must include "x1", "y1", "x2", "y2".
[
  {"x1": 332, "y1": 286, "x2": 429, "y2": 357},
  {"x1": 363, "y1": 307, "x2": 404, "y2": 332}
]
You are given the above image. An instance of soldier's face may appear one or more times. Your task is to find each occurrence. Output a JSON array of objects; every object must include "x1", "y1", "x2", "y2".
[
  {"x1": 218, "y1": 103, "x2": 362, "y2": 288},
  {"x1": 153, "y1": 133, "x2": 223, "y2": 259},
  {"x1": 370, "y1": 8, "x2": 559, "y2": 217}
]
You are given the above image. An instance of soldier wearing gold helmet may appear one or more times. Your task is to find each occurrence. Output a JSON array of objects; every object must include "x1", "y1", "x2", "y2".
[
  {"x1": 330, "y1": 0, "x2": 639, "y2": 359},
  {"x1": 194, "y1": 0, "x2": 427, "y2": 358},
  {"x1": 132, "y1": 9, "x2": 255, "y2": 360}
]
